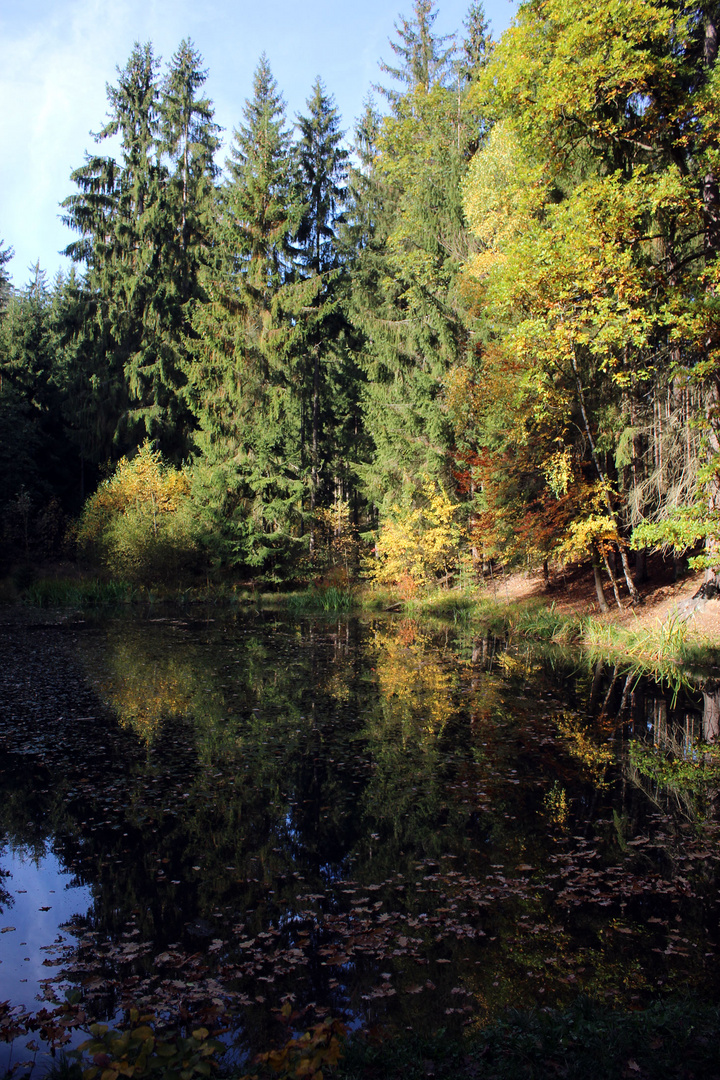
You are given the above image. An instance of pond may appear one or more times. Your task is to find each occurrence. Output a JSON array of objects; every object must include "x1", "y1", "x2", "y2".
[{"x1": 1, "y1": 606, "x2": 720, "y2": 1069}]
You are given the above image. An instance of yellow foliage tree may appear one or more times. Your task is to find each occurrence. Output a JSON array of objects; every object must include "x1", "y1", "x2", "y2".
[
  {"x1": 368, "y1": 481, "x2": 466, "y2": 591},
  {"x1": 75, "y1": 443, "x2": 198, "y2": 583}
]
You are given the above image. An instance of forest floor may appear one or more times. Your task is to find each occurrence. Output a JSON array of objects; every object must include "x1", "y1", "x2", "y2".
[{"x1": 483, "y1": 556, "x2": 720, "y2": 643}]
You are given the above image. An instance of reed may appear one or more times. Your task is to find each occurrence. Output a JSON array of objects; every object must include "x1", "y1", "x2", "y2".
[{"x1": 287, "y1": 586, "x2": 354, "y2": 612}]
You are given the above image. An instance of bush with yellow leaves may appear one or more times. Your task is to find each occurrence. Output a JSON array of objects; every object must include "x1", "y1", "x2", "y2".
[
  {"x1": 75, "y1": 444, "x2": 199, "y2": 584},
  {"x1": 367, "y1": 481, "x2": 466, "y2": 592}
]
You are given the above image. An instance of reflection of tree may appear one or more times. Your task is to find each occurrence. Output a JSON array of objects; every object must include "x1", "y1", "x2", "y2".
[
  {"x1": 622, "y1": 673, "x2": 717, "y2": 820},
  {"x1": 354, "y1": 621, "x2": 460, "y2": 873},
  {"x1": 82, "y1": 626, "x2": 227, "y2": 747},
  {"x1": 372, "y1": 621, "x2": 456, "y2": 740},
  {"x1": 0, "y1": 851, "x2": 14, "y2": 912},
  {"x1": 552, "y1": 711, "x2": 614, "y2": 787}
]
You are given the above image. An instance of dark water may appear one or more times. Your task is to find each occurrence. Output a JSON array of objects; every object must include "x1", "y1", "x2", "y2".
[{"x1": 1, "y1": 606, "x2": 719, "y2": 1063}]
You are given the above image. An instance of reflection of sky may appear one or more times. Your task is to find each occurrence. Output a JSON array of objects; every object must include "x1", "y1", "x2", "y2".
[{"x1": 0, "y1": 844, "x2": 92, "y2": 1012}]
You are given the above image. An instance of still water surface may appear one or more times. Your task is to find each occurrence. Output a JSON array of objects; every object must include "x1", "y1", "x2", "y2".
[{"x1": 1, "y1": 607, "x2": 719, "y2": 1059}]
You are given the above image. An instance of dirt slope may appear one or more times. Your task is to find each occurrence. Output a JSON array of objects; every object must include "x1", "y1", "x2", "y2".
[{"x1": 485, "y1": 560, "x2": 720, "y2": 643}]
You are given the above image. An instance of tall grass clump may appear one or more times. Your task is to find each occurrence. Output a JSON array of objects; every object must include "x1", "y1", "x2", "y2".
[
  {"x1": 583, "y1": 612, "x2": 688, "y2": 668},
  {"x1": 583, "y1": 612, "x2": 692, "y2": 701},
  {"x1": 510, "y1": 601, "x2": 582, "y2": 644},
  {"x1": 288, "y1": 586, "x2": 354, "y2": 613}
]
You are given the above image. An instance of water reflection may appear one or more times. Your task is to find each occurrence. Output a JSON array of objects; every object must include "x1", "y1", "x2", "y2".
[
  {"x1": 0, "y1": 846, "x2": 92, "y2": 1010},
  {"x1": 0, "y1": 608, "x2": 719, "y2": 1058}
]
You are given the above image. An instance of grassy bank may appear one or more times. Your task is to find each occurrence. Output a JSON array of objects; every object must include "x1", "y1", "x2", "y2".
[
  {"x1": 2, "y1": 569, "x2": 359, "y2": 613},
  {"x1": 356, "y1": 581, "x2": 720, "y2": 679},
  {"x1": 7, "y1": 564, "x2": 720, "y2": 680}
]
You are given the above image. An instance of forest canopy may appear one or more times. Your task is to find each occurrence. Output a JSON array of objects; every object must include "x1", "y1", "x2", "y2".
[{"x1": 3, "y1": 0, "x2": 720, "y2": 593}]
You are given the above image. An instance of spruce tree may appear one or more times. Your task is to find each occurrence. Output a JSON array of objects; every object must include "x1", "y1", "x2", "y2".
[
  {"x1": 188, "y1": 55, "x2": 303, "y2": 571},
  {"x1": 460, "y1": 1, "x2": 491, "y2": 81},
  {"x1": 290, "y1": 78, "x2": 350, "y2": 533},
  {"x1": 0, "y1": 266, "x2": 79, "y2": 540},
  {"x1": 159, "y1": 39, "x2": 220, "y2": 301},
  {"x1": 0, "y1": 241, "x2": 13, "y2": 311},
  {"x1": 62, "y1": 41, "x2": 202, "y2": 460},
  {"x1": 351, "y1": 3, "x2": 481, "y2": 513},
  {"x1": 376, "y1": 0, "x2": 455, "y2": 106}
]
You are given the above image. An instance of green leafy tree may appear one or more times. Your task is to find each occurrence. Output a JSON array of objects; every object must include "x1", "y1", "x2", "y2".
[{"x1": 457, "y1": 0, "x2": 720, "y2": 590}]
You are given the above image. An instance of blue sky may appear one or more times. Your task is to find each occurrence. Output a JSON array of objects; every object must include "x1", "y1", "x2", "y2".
[{"x1": 1, "y1": 0, "x2": 517, "y2": 288}]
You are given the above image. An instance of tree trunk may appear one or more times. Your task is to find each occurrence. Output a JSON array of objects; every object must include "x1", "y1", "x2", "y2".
[
  {"x1": 571, "y1": 350, "x2": 641, "y2": 603},
  {"x1": 309, "y1": 348, "x2": 320, "y2": 555},
  {"x1": 601, "y1": 549, "x2": 623, "y2": 609},
  {"x1": 634, "y1": 546, "x2": 648, "y2": 587},
  {"x1": 592, "y1": 545, "x2": 610, "y2": 612},
  {"x1": 704, "y1": 9, "x2": 720, "y2": 588},
  {"x1": 619, "y1": 544, "x2": 641, "y2": 603},
  {"x1": 703, "y1": 683, "x2": 720, "y2": 743}
]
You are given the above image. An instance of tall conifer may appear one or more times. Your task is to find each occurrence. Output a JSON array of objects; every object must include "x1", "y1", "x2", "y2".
[
  {"x1": 290, "y1": 79, "x2": 349, "y2": 528},
  {"x1": 188, "y1": 55, "x2": 303, "y2": 570},
  {"x1": 351, "y1": 3, "x2": 481, "y2": 512},
  {"x1": 62, "y1": 41, "x2": 207, "y2": 460}
]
